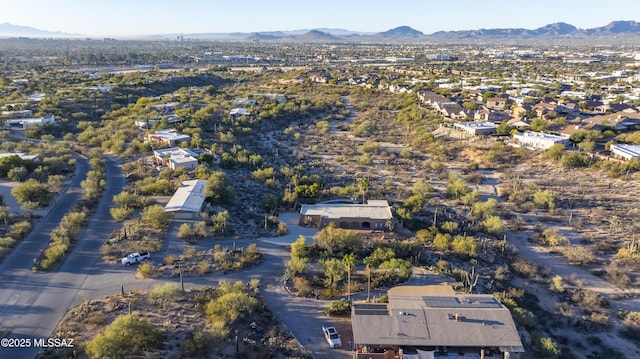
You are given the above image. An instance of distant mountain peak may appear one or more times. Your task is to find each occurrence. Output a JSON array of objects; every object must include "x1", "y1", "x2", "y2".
[{"x1": 377, "y1": 26, "x2": 424, "y2": 37}]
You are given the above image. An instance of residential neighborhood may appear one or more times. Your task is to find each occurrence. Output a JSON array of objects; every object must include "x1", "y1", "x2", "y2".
[{"x1": 1, "y1": 9, "x2": 640, "y2": 359}]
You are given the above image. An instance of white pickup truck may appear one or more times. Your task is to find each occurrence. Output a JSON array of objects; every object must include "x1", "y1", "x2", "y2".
[{"x1": 121, "y1": 251, "x2": 150, "y2": 265}]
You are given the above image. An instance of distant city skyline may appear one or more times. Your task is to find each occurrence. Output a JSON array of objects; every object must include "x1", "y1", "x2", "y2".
[{"x1": 1, "y1": 0, "x2": 639, "y2": 37}]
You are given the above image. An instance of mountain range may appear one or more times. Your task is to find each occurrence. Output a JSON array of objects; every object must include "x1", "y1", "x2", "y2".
[{"x1": 2, "y1": 21, "x2": 640, "y2": 42}]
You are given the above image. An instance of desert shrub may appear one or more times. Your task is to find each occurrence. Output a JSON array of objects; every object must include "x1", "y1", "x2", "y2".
[
  {"x1": 182, "y1": 331, "x2": 214, "y2": 357},
  {"x1": 512, "y1": 306, "x2": 536, "y2": 329},
  {"x1": 205, "y1": 290, "x2": 257, "y2": 326},
  {"x1": 620, "y1": 311, "x2": 640, "y2": 344},
  {"x1": 440, "y1": 221, "x2": 458, "y2": 233},
  {"x1": 196, "y1": 261, "x2": 210, "y2": 275},
  {"x1": 446, "y1": 172, "x2": 471, "y2": 199},
  {"x1": 531, "y1": 332, "x2": 560, "y2": 358},
  {"x1": 178, "y1": 223, "x2": 195, "y2": 239},
  {"x1": 541, "y1": 228, "x2": 568, "y2": 247},
  {"x1": 164, "y1": 255, "x2": 175, "y2": 265},
  {"x1": 141, "y1": 204, "x2": 173, "y2": 229},
  {"x1": 572, "y1": 288, "x2": 608, "y2": 312},
  {"x1": 480, "y1": 216, "x2": 506, "y2": 235},
  {"x1": 324, "y1": 298, "x2": 351, "y2": 316},
  {"x1": 292, "y1": 276, "x2": 313, "y2": 297},
  {"x1": 85, "y1": 314, "x2": 164, "y2": 359},
  {"x1": 7, "y1": 220, "x2": 32, "y2": 240},
  {"x1": 148, "y1": 283, "x2": 182, "y2": 300},
  {"x1": 511, "y1": 258, "x2": 538, "y2": 278},
  {"x1": 563, "y1": 246, "x2": 595, "y2": 265},
  {"x1": 549, "y1": 275, "x2": 565, "y2": 293},
  {"x1": 136, "y1": 262, "x2": 156, "y2": 279},
  {"x1": 183, "y1": 246, "x2": 198, "y2": 258},
  {"x1": 110, "y1": 206, "x2": 134, "y2": 222},
  {"x1": 433, "y1": 233, "x2": 452, "y2": 251},
  {"x1": 473, "y1": 198, "x2": 498, "y2": 219},
  {"x1": 277, "y1": 221, "x2": 288, "y2": 235},
  {"x1": 452, "y1": 235, "x2": 479, "y2": 256}
]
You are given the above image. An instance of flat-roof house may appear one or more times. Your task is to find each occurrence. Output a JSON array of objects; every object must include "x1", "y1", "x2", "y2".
[
  {"x1": 153, "y1": 147, "x2": 199, "y2": 171},
  {"x1": 4, "y1": 115, "x2": 55, "y2": 129},
  {"x1": 610, "y1": 144, "x2": 640, "y2": 160},
  {"x1": 147, "y1": 129, "x2": 191, "y2": 147},
  {"x1": 454, "y1": 121, "x2": 497, "y2": 136},
  {"x1": 351, "y1": 285, "x2": 524, "y2": 359},
  {"x1": 299, "y1": 200, "x2": 395, "y2": 231},
  {"x1": 0, "y1": 152, "x2": 40, "y2": 162},
  {"x1": 513, "y1": 131, "x2": 570, "y2": 150},
  {"x1": 230, "y1": 108, "x2": 250, "y2": 117},
  {"x1": 164, "y1": 179, "x2": 208, "y2": 219}
]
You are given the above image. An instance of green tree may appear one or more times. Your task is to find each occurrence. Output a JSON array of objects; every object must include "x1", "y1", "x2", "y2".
[
  {"x1": 533, "y1": 190, "x2": 556, "y2": 212},
  {"x1": 314, "y1": 223, "x2": 362, "y2": 255},
  {"x1": 343, "y1": 253, "x2": 357, "y2": 300},
  {"x1": 11, "y1": 179, "x2": 54, "y2": 209},
  {"x1": 365, "y1": 247, "x2": 395, "y2": 267},
  {"x1": 210, "y1": 211, "x2": 229, "y2": 236},
  {"x1": 446, "y1": 173, "x2": 471, "y2": 200},
  {"x1": 322, "y1": 258, "x2": 346, "y2": 291},
  {"x1": 544, "y1": 144, "x2": 565, "y2": 161},
  {"x1": 452, "y1": 235, "x2": 479, "y2": 256},
  {"x1": 434, "y1": 233, "x2": 452, "y2": 251},
  {"x1": 530, "y1": 118, "x2": 550, "y2": 132},
  {"x1": 480, "y1": 215, "x2": 506, "y2": 235},
  {"x1": 85, "y1": 314, "x2": 164, "y2": 359},
  {"x1": 357, "y1": 177, "x2": 369, "y2": 204},
  {"x1": 141, "y1": 204, "x2": 173, "y2": 229},
  {"x1": 205, "y1": 172, "x2": 234, "y2": 204},
  {"x1": 290, "y1": 235, "x2": 307, "y2": 258},
  {"x1": 205, "y1": 290, "x2": 257, "y2": 326}
]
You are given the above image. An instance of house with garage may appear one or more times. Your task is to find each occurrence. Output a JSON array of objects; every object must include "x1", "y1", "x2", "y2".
[
  {"x1": 299, "y1": 200, "x2": 396, "y2": 231},
  {"x1": 351, "y1": 285, "x2": 524, "y2": 359},
  {"x1": 164, "y1": 179, "x2": 208, "y2": 219}
]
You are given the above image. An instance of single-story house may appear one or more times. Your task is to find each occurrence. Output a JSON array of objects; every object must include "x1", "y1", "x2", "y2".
[
  {"x1": 453, "y1": 121, "x2": 497, "y2": 136},
  {"x1": 513, "y1": 131, "x2": 570, "y2": 150},
  {"x1": 153, "y1": 147, "x2": 199, "y2": 171},
  {"x1": 4, "y1": 115, "x2": 55, "y2": 129},
  {"x1": 351, "y1": 285, "x2": 524, "y2": 359},
  {"x1": 147, "y1": 129, "x2": 191, "y2": 147},
  {"x1": 0, "y1": 152, "x2": 40, "y2": 162},
  {"x1": 164, "y1": 179, "x2": 208, "y2": 219},
  {"x1": 610, "y1": 144, "x2": 640, "y2": 160},
  {"x1": 299, "y1": 200, "x2": 395, "y2": 230}
]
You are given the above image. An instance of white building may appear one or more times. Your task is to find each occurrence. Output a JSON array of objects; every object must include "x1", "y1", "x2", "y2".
[
  {"x1": 513, "y1": 131, "x2": 571, "y2": 150},
  {"x1": 153, "y1": 147, "x2": 199, "y2": 171},
  {"x1": 164, "y1": 179, "x2": 208, "y2": 219},
  {"x1": 610, "y1": 144, "x2": 640, "y2": 160},
  {"x1": 4, "y1": 115, "x2": 55, "y2": 129},
  {"x1": 453, "y1": 121, "x2": 497, "y2": 135}
]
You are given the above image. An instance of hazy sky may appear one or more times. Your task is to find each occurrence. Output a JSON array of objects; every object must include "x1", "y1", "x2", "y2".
[{"x1": 1, "y1": 0, "x2": 639, "y2": 37}]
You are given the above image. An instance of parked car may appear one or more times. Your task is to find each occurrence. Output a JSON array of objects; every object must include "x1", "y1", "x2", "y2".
[
  {"x1": 121, "y1": 251, "x2": 150, "y2": 265},
  {"x1": 322, "y1": 324, "x2": 341, "y2": 348}
]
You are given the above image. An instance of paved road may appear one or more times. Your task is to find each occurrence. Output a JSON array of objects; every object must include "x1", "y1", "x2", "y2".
[{"x1": 0, "y1": 155, "x2": 125, "y2": 359}]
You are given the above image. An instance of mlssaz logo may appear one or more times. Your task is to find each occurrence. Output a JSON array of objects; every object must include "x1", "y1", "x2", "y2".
[{"x1": 35, "y1": 338, "x2": 74, "y2": 347}]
